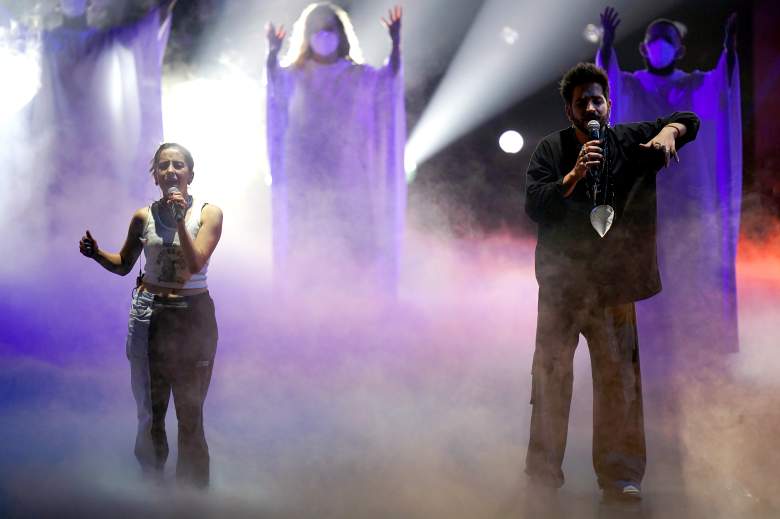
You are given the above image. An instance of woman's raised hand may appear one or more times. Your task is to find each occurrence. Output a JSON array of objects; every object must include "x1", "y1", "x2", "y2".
[
  {"x1": 381, "y1": 6, "x2": 402, "y2": 45},
  {"x1": 266, "y1": 22, "x2": 286, "y2": 55}
]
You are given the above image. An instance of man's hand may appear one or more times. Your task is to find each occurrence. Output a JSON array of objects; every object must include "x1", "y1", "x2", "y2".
[
  {"x1": 266, "y1": 22, "x2": 286, "y2": 56},
  {"x1": 575, "y1": 140, "x2": 604, "y2": 179},
  {"x1": 561, "y1": 140, "x2": 603, "y2": 197},
  {"x1": 600, "y1": 6, "x2": 620, "y2": 50},
  {"x1": 640, "y1": 126, "x2": 681, "y2": 167}
]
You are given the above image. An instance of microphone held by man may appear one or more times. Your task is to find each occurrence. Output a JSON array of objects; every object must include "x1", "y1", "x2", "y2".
[{"x1": 586, "y1": 120, "x2": 603, "y2": 201}]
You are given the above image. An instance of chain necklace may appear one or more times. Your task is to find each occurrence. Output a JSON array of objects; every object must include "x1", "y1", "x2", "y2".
[
  {"x1": 584, "y1": 129, "x2": 614, "y2": 209},
  {"x1": 584, "y1": 126, "x2": 616, "y2": 237}
]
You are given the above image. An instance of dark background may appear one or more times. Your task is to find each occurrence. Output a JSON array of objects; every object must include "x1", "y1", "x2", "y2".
[{"x1": 3, "y1": 0, "x2": 777, "y2": 237}]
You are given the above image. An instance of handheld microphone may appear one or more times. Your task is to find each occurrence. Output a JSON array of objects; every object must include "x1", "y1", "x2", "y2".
[
  {"x1": 166, "y1": 186, "x2": 186, "y2": 222},
  {"x1": 585, "y1": 120, "x2": 602, "y2": 183},
  {"x1": 587, "y1": 119, "x2": 601, "y2": 142}
]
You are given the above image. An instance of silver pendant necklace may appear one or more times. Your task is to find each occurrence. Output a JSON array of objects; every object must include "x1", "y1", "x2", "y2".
[{"x1": 586, "y1": 129, "x2": 615, "y2": 238}]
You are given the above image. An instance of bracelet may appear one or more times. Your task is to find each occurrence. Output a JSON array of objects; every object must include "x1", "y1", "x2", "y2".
[{"x1": 664, "y1": 125, "x2": 681, "y2": 139}]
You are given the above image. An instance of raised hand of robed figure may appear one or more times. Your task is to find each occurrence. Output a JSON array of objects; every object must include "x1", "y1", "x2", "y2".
[
  {"x1": 381, "y1": 5, "x2": 402, "y2": 46},
  {"x1": 724, "y1": 12, "x2": 737, "y2": 53},
  {"x1": 600, "y1": 6, "x2": 620, "y2": 49},
  {"x1": 723, "y1": 12, "x2": 737, "y2": 81},
  {"x1": 266, "y1": 22, "x2": 286, "y2": 56}
]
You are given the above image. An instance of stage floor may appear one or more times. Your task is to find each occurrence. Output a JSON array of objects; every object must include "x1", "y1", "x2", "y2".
[{"x1": 1, "y1": 235, "x2": 778, "y2": 518}]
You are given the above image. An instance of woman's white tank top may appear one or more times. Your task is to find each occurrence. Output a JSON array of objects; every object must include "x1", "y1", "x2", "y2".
[{"x1": 141, "y1": 197, "x2": 209, "y2": 289}]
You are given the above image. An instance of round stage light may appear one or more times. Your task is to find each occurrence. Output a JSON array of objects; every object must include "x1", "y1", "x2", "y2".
[
  {"x1": 583, "y1": 23, "x2": 602, "y2": 44},
  {"x1": 498, "y1": 130, "x2": 524, "y2": 154},
  {"x1": 501, "y1": 26, "x2": 518, "y2": 46}
]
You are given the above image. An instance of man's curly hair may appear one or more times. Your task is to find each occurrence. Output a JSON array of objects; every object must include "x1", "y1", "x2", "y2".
[{"x1": 559, "y1": 62, "x2": 610, "y2": 104}]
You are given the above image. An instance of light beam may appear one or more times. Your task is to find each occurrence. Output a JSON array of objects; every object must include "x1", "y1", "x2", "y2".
[{"x1": 405, "y1": 0, "x2": 682, "y2": 179}]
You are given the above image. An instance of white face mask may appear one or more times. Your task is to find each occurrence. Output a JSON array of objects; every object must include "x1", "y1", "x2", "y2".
[
  {"x1": 310, "y1": 30, "x2": 340, "y2": 57},
  {"x1": 645, "y1": 40, "x2": 677, "y2": 69},
  {"x1": 60, "y1": 0, "x2": 87, "y2": 17}
]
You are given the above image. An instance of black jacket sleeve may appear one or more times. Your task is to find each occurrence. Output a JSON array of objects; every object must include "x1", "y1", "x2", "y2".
[
  {"x1": 615, "y1": 111, "x2": 700, "y2": 151},
  {"x1": 525, "y1": 139, "x2": 566, "y2": 223}
]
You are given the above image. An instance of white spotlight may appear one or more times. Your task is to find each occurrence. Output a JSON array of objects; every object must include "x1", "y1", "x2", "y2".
[
  {"x1": 499, "y1": 130, "x2": 524, "y2": 154},
  {"x1": 0, "y1": 44, "x2": 40, "y2": 121},
  {"x1": 162, "y1": 74, "x2": 267, "y2": 208},
  {"x1": 404, "y1": 152, "x2": 418, "y2": 178},
  {"x1": 501, "y1": 26, "x2": 518, "y2": 45},
  {"x1": 583, "y1": 23, "x2": 602, "y2": 44}
]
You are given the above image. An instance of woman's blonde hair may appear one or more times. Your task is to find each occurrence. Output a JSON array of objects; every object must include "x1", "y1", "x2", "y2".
[{"x1": 280, "y1": 2, "x2": 364, "y2": 68}]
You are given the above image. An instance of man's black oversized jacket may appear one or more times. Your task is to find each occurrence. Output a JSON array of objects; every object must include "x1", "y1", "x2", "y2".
[{"x1": 525, "y1": 112, "x2": 700, "y2": 305}]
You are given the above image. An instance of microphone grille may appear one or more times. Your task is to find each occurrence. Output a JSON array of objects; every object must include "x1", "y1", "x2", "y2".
[{"x1": 586, "y1": 120, "x2": 601, "y2": 139}]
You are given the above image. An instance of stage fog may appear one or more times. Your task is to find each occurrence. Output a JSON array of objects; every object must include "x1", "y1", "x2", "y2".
[{"x1": 1, "y1": 1, "x2": 779, "y2": 518}]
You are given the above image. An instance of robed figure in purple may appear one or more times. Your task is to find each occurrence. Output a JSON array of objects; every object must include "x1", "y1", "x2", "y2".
[
  {"x1": 266, "y1": 3, "x2": 405, "y2": 294},
  {"x1": 25, "y1": 0, "x2": 174, "y2": 473},
  {"x1": 597, "y1": 9, "x2": 742, "y2": 362},
  {"x1": 32, "y1": 0, "x2": 173, "y2": 208}
]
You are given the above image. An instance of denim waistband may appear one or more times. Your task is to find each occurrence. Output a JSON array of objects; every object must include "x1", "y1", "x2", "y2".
[{"x1": 151, "y1": 291, "x2": 210, "y2": 308}]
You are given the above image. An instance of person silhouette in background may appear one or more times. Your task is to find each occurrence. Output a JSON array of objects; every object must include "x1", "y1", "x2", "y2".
[
  {"x1": 35, "y1": 0, "x2": 176, "y2": 200},
  {"x1": 597, "y1": 7, "x2": 742, "y2": 367},
  {"x1": 265, "y1": 3, "x2": 405, "y2": 295}
]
